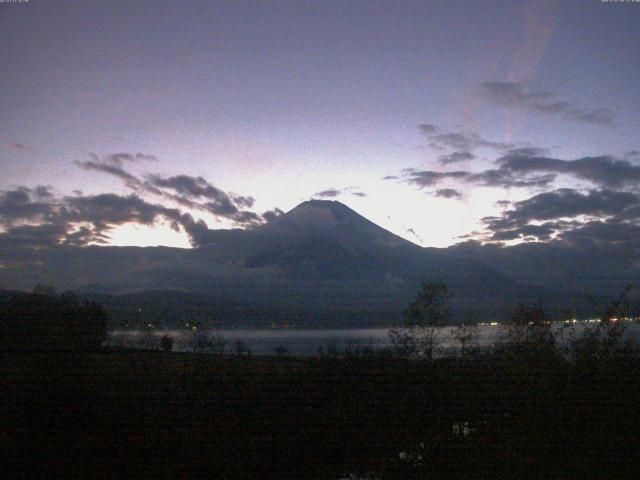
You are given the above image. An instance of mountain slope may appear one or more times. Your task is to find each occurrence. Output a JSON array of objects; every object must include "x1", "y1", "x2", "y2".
[{"x1": 0, "y1": 200, "x2": 595, "y2": 326}]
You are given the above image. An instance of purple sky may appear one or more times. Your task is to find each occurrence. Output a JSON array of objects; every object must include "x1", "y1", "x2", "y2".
[{"x1": 1, "y1": 0, "x2": 639, "y2": 248}]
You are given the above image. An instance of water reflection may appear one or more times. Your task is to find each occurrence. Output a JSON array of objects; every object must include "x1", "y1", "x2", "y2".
[{"x1": 107, "y1": 321, "x2": 640, "y2": 357}]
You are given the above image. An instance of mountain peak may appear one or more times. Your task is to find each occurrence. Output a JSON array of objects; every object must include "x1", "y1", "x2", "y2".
[
  {"x1": 257, "y1": 199, "x2": 411, "y2": 249},
  {"x1": 279, "y1": 199, "x2": 367, "y2": 228},
  {"x1": 298, "y1": 199, "x2": 345, "y2": 208}
]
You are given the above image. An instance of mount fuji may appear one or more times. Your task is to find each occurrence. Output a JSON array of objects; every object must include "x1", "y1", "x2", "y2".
[{"x1": 0, "y1": 200, "x2": 593, "y2": 327}]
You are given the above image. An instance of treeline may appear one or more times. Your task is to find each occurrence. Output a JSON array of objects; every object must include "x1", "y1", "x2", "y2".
[
  {"x1": 2, "y1": 283, "x2": 640, "y2": 477},
  {"x1": 0, "y1": 288, "x2": 108, "y2": 352},
  {"x1": 389, "y1": 282, "x2": 640, "y2": 359}
]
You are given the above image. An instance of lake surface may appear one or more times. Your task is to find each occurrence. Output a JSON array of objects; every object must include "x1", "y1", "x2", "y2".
[{"x1": 107, "y1": 320, "x2": 640, "y2": 357}]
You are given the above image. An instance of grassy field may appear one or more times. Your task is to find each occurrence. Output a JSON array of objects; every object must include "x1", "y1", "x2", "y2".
[{"x1": 2, "y1": 349, "x2": 639, "y2": 479}]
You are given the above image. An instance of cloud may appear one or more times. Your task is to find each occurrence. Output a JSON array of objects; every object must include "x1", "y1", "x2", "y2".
[
  {"x1": 437, "y1": 151, "x2": 476, "y2": 165},
  {"x1": 0, "y1": 223, "x2": 70, "y2": 250},
  {"x1": 261, "y1": 208, "x2": 284, "y2": 223},
  {"x1": 452, "y1": 215, "x2": 640, "y2": 296},
  {"x1": 418, "y1": 124, "x2": 438, "y2": 135},
  {"x1": 76, "y1": 153, "x2": 162, "y2": 193},
  {"x1": 507, "y1": 1, "x2": 557, "y2": 83},
  {"x1": 33, "y1": 186, "x2": 53, "y2": 199},
  {"x1": 0, "y1": 187, "x2": 193, "y2": 249},
  {"x1": 63, "y1": 193, "x2": 183, "y2": 229},
  {"x1": 466, "y1": 169, "x2": 556, "y2": 189},
  {"x1": 434, "y1": 188, "x2": 464, "y2": 199},
  {"x1": 0, "y1": 187, "x2": 250, "y2": 249},
  {"x1": 61, "y1": 193, "x2": 198, "y2": 246},
  {"x1": 0, "y1": 187, "x2": 54, "y2": 224},
  {"x1": 148, "y1": 174, "x2": 230, "y2": 200},
  {"x1": 75, "y1": 159, "x2": 144, "y2": 190},
  {"x1": 512, "y1": 189, "x2": 640, "y2": 223},
  {"x1": 449, "y1": 217, "x2": 640, "y2": 294},
  {"x1": 419, "y1": 123, "x2": 514, "y2": 152},
  {"x1": 467, "y1": 170, "x2": 556, "y2": 189},
  {"x1": 313, "y1": 188, "x2": 341, "y2": 198},
  {"x1": 558, "y1": 219, "x2": 640, "y2": 248},
  {"x1": 481, "y1": 81, "x2": 617, "y2": 127},
  {"x1": 395, "y1": 166, "x2": 555, "y2": 190},
  {"x1": 89, "y1": 152, "x2": 158, "y2": 165},
  {"x1": 0, "y1": 168, "x2": 284, "y2": 250},
  {"x1": 401, "y1": 169, "x2": 470, "y2": 188},
  {"x1": 497, "y1": 152, "x2": 640, "y2": 189},
  {"x1": 312, "y1": 186, "x2": 367, "y2": 199},
  {"x1": 7, "y1": 142, "x2": 38, "y2": 154},
  {"x1": 231, "y1": 194, "x2": 255, "y2": 209},
  {"x1": 480, "y1": 189, "x2": 640, "y2": 242},
  {"x1": 393, "y1": 149, "x2": 640, "y2": 194},
  {"x1": 75, "y1": 155, "x2": 267, "y2": 228},
  {"x1": 146, "y1": 174, "x2": 260, "y2": 225},
  {"x1": 488, "y1": 222, "x2": 565, "y2": 242},
  {"x1": 503, "y1": 147, "x2": 550, "y2": 158},
  {"x1": 434, "y1": 132, "x2": 510, "y2": 152}
]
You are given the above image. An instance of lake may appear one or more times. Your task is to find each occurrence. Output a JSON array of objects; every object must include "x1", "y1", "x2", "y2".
[{"x1": 107, "y1": 320, "x2": 640, "y2": 357}]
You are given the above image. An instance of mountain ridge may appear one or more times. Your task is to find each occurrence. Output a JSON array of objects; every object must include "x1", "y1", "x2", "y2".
[{"x1": 0, "y1": 200, "x2": 597, "y2": 326}]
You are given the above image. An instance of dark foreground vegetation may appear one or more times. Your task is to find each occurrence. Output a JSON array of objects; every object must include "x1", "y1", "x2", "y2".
[
  {"x1": 0, "y1": 288, "x2": 108, "y2": 352},
  {"x1": 2, "y1": 341, "x2": 640, "y2": 479},
  {"x1": 1, "y1": 286, "x2": 640, "y2": 478}
]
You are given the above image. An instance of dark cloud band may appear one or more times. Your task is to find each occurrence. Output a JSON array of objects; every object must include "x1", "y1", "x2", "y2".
[{"x1": 481, "y1": 81, "x2": 617, "y2": 127}]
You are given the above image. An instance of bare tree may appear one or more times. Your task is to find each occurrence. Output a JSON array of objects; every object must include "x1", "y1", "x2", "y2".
[
  {"x1": 389, "y1": 326, "x2": 418, "y2": 355},
  {"x1": 209, "y1": 329, "x2": 227, "y2": 355},
  {"x1": 573, "y1": 285, "x2": 640, "y2": 361},
  {"x1": 453, "y1": 322, "x2": 478, "y2": 358},
  {"x1": 391, "y1": 282, "x2": 452, "y2": 360},
  {"x1": 508, "y1": 302, "x2": 552, "y2": 346}
]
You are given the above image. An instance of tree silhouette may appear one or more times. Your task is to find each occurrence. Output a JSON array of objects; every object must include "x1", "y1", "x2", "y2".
[
  {"x1": 235, "y1": 340, "x2": 247, "y2": 355},
  {"x1": 572, "y1": 285, "x2": 640, "y2": 363},
  {"x1": 160, "y1": 334, "x2": 174, "y2": 352},
  {"x1": 393, "y1": 282, "x2": 452, "y2": 360},
  {"x1": 208, "y1": 329, "x2": 227, "y2": 354},
  {"x1": 508, "y1": 301, "x2": 552, "y2": 346},
  {"x1": 453, "y1": 322, "x2": 478, "y2": 358},
  {"x1": 31, "y1": 284, "x2": 56, "y2": 296},
  {"x1": 0, "y1": 291, "x2": 108, "y2": 351}
]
